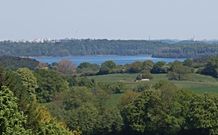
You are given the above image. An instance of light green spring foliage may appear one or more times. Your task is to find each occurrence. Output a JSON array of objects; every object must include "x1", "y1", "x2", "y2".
[
  {"x1": 37, "y1": 121, "x2": 76, "y2": 135},
  {"x1": 121, "y1": 83, "x2": 218, "y2": 135},
  {"x1": 0, "y1": 67, "x2": 88, "y2": 135},
  {"x1": 14, "y1": 68, "x2": 77, "y2": 135},
  {"x1": 16, "y1": 68, "x2": 38, "y2": 95},
  {"x1": 0, "y1": 85, "x2": 77, "y2": 135},
  {"x1": 0, "y1": 86, "x2": 31, "y2": 135}
]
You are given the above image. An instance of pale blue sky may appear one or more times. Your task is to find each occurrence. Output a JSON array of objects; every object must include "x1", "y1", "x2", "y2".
[{"x1": 0, "y1": 0, "x2": 217, "y2": 40}]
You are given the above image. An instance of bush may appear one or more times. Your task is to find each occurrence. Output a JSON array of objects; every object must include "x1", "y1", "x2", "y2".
[{"x1": 136, "y1": 71, "x2": 153, "y2": 80}]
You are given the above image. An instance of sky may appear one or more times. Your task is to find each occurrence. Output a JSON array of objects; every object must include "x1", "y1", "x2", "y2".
[{"x1": 0, "y1": 0, "x2": 218, "y2": 40}]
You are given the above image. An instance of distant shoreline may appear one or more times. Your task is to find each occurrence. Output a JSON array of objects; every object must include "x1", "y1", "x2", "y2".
[
  {"x1": 22, "y1": 54, "x2": 188, "y2": 59},
  {"x1": 27, "y1": 55, "x2": 185, "y2": 65}
]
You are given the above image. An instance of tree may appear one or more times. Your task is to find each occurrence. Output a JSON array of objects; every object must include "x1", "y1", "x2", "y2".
[
  {"x1": 121, "y1": 82, "x2": 184, "y2": 135},
  {"x1": 77, "y1": 62, "x2": 100, "y2": 76},
  {"x1": 127, "y1": 61, "x2": 143, "y2": 73},
  {"x1": 120, "y1": 90, "x2": 139, "y2": 106},
  {"x1": 99, "y1": 61, "x2": 116, "y2": 74},
  {"x1": 168, "y1": 61, "x2": 192, "y2": 80},
  {"x1": 38, "y1": 121, "x2": 78, "y2": 135},
  {"x1": 3, "y1": 71, "x2": 24, "y2": 101},
  {"x1": 63, "y1": 87, "x2": 95, "y2": 110},
  {"x1": 15, "y1": 68, "x2": 38, "y2": 113},
  {"x1": 183, "y1": 59, "x2": 193, "y2": 67},
  {"x1": 108, "y1": 82, "x2": 126, "y2": 94},
  {"x1": 16, "y1": 68, "x2": 38, "y2": 97},
  {"x1": 201, "y1": 57, "x2": 218, "y2": 78},
  {"x1": 28, "y1": 103, "x2": 76, "y2": 135},
  {"x1": 121, "y1": 90, "x2": 161, "y2": 134},
  {"x1": 35, "y1": 69, "x2": 69, "y2": 103},
  {"x1": 136, "y1": 71, "x2": 153, "y2": 81},
  {"x1": 151, "y1": 61, "x2": 168, "y2": 74},
  {"x1": 68, "y1": 103, "x2": 99, "y2": 135},
  {"x1": 77, "y1": 77, "x2": 95, "y2": 88},
  {"x1": 0, "y1": 56, "x2": 39, "y2": 70},
  {"x1": 0, "y1": 65, "x2": 5, "y2": 86},
  {"x1": 185, "y1": 94, "x2": 218, "y2": 135},
  {"x1": 133, "y1": 83, "x2": 152, "y2": 92},
  {"x1": 57, "y1": 59, "x2": 76, "y2": 76},
  {"x1": 142, "y1": 60, "x2": 154, "y2": 71},
  {"x1": 96, "y1": 108, "x2": 123, "y2": 135},
  {"x1": 0, "y1": 86, "x2": 31, "y2": 134}
]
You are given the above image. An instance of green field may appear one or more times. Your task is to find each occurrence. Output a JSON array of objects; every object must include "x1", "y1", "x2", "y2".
[
  {"x1": 88, "y1": 73, "x2": 218, "y2": 107},
  {"x1": 88, "y1": 73, "x2": 218, "y2": 93}
]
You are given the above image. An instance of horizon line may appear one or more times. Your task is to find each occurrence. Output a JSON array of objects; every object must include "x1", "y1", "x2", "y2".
[{"x1": 1, "y1": 37, "x2": 218, "y2": 42}]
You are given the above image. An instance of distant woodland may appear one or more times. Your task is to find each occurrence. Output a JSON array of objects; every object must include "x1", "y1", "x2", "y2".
[{"x1": 1, "y1": 39, "x2": 218, "y2": 58}]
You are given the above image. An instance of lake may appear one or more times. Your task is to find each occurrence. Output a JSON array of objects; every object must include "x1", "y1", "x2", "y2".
[{"x1": 31, "y1": 55, "x2": 185, "y2": 66}]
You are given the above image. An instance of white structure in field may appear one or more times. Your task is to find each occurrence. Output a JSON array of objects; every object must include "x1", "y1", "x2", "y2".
[
  {"x1": 141, "y1": 79, "x2": 150, "y2": 81},
  {"x1": 135, "y1": 79, "x2": 150, "y2": 82}
]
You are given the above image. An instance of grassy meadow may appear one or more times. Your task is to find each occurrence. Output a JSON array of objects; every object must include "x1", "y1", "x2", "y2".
[
  {"x1": 88, "y1": 73, "x2": 218, "y2": 107},
  {"x1": 88, "y1": 73, "x2": 218, "y2": 93}
]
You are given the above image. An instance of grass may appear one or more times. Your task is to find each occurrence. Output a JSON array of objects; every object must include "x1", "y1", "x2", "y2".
[
  {"x1": 88, "y1": 73, "x2": 218, "y2": 93},
  {"x1": 88, "y1": 73, "x2": 218, "y2": 108},
  {"x1": 88, "y1": 73, "x2": 138, "y2": 83}
]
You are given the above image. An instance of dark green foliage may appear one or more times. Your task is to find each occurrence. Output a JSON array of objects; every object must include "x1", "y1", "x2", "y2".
[
  {"x1": 201, "y1": 57, "x2": 218, "y2": 78},
  {"x1": 63, "y1": 87, "x2": 95, "y2": 110},
  {"x1": 77, "y1": 62, "x2": 100, "y2": 76},
  {"x1": 96, "y1": 108, "x2": 123, "y2": 135},
  {"x1": 151, "y1": 61, "x2": 168, "y2": 74},
  {"x1": 136, "y1": 71, "x2": 153, "y2": 80},
  {"x1": 0, "y1": 56, "x2": 39, "y2": 70},
  {"x1": 67, "y1": 103, "x2": 123, "y2": 135},
  {"x1": 35, "y1": 69, "x2": 69, "y2": 103},
  {"x1": 66, "y1": 76, "x2": 96, "y2": 88},
  {"x1": 127, "y1": 61, "x2": 143, "y2": 73},
  {"x1": 68, "y1": 103, "x2": 99, "y2": 135},
  {"x1": 185, "y1": 94, "x2": 218, "y2": 134},
  {"x1": 133, "y1": 83, "x2": 152, "y2": 92},
  {"x1": 97, "y1": 82, "x2": 126, "y2": 94},
  {"x1": 183, "y1": 59, "x2": 193, "y2": 67},
  {"x1": 99, "y1": 61, "x2": 116, "y2": 74},
  {"x1": 3, "y1": 71, "x2": 23, "y2": 100},
  {"x1": 2, "y1": 40, "x2": 218, "y2": 58},
  {"x1": 0, "y1": 66, "x2": 5, "y2": 86},
  {"x1": 77, "y1": 77, "x2": 95, "y2": 88},
  {"x1": 127, "y1": 60, "x2": 154, "y2": 74},
  {"x1": 109, "y1": 82, "x2": 125, "y2": 94},
  {"x1": 60, "y1": 87, "x2": 122, "y2": 135},
  {"x1": 142, "y1": 60, "x2": 154, "y2": 71},
  {"x1": 168, "y1": 61, "x2": 193, "y2": 80}
]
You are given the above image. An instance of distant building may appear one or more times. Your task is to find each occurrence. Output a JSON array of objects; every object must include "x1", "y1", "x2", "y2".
[{"x1": 135, "y1": 79, "x2": 150, "y2": 82}]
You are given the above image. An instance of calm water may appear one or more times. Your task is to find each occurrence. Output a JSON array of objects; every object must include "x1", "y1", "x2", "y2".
[{"x1": 31, "y1": 55, "x2": 185, "y2": 66}]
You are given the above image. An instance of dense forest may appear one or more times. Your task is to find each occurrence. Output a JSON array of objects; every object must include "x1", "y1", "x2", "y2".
[
  {"x1": 1, "y1": 55, "x2": 218, "y2": 134},
  {"x1": 1, "y1": 39, "x2": 218, "y2": 58}
]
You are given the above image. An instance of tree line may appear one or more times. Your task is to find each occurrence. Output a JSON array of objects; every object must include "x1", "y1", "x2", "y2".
[
  {"x1": 1, "y1": 39, "x2": 218, "y2": 58},
  {"x1": 1, "y1": 55, "x2": 218, "y2": 80}
]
